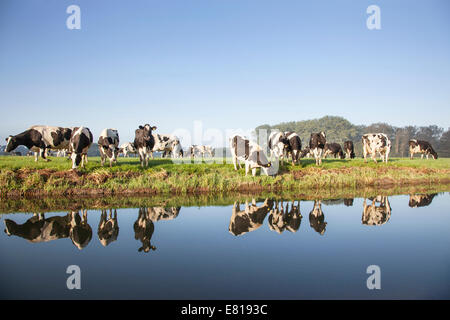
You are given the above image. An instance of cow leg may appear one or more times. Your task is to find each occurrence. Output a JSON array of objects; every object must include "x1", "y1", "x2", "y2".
[
  {"x1": 34, "y1": 151, "x2": 39, "y2": 162},
  {"x1": 232, "y1": 155, "x2": 238, "y2": 170},
  {"x1": 252, "y1": 167, "x2": 257, "y2": 176},
  {"x1": 245, "y1": 161, "x2": 250, "y2": 176}
]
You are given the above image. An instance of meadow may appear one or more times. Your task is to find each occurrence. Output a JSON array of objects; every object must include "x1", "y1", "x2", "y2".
[{"x1": 0, "y1": 155, "x2": 450, "y2": 197}]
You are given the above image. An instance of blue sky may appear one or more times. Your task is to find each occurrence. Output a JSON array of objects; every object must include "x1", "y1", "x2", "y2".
[{"x1": 1, "y1": 0, "x2": 449, "y2": 144}]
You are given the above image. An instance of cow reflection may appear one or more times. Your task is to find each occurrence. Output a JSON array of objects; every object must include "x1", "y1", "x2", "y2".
[
  {"x1": 268, "y1": 201, "x2": 302, "y2": 234},
  {"x1": 4, "y1": 210, "x2": 92, "y2": 250},
  {"x1": 229, "y1": 199, "x2": 274, "y2": 236},
  {"x1": 146, "y1": 207, "x2": 181, "y2": 221},
  {"x1": 409, "y1": 194, "x2": 437, "y2": 208},
  {"x1": 362, "y1": 196, "x2": 391, "y2": 226},
  {"x1": 344, "y1": 198, "x2": 354, "y2": 206},
  {"x1": 98, "y1": 209, "x2": 119, "y2": 247},
  {"x1": 134, "y1": 208, "x2": 157, "y2": 253},
  {"x1": 309, "y1": 201, "x2": 327, "y2": 235}
]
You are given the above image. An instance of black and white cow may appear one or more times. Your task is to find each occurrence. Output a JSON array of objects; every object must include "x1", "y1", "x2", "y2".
[
  {"x1": 133, "y1": 124, "x2": 157, "y2": 167},
  {"x1": 134, "y1": 207, "x2": 156, "y2": 253},
  {"x1": 69, "y1": 127, "x2": 93, "y2": 169},
  {"x1": 97, "y1": 209, "x2": 119, "y2": 247},
  {"x1": 189, "y1": 145, "x2": 214, "y2": 158},
  {"x1": 268, "y1": 132, "x2": 289, "y2": 159},
  {"x1": 362, "y1": 196, "x2": 391, "y2": 226},
  {"x1": 409, "y1": 139, "x2": 438, "y2": 160},
  {"x1": 284, "y1": 132, "x2": 302, "y2": 165},
  {"x1": 5, "y1": 126, "x2": 72, "y2": 162},
  {"x1": 229, "y1": 199, "x2": 274, "y2": 236},
  {"x1": 299, "y1": 147, "x2": 312, "y2": 158},
  {"x1": 69, "y1": 210, "x2": 93, "y2": 250},
  {"x1": 343, "y1": 140, "x2": 355, "y2": 159},
  {"x1": 309, "y1": 200, "x2": 327, "y2": 235},
  {"x1": 362, "y1": 133, "x2": 391, "y2": 163},
  {"x1": 408, "y1": 194, "x2": 437, "y2": 208},
  {"x1": 152, "y1": 134, "x2": 183, "y2": 158},
  {"x1": 98, "y1": 128, "x2": 120, "y2": 167},
  {"x1": 309, "y1": 132, "x2": 327, "y2": 165},
  {"x1": 323, "y1": 142, "x2": 344, "y2": 159},
  {"x1": 230, "y1": 135, "x2": 272, "y2": 176},
  {"x1": 119, "y1": 142, "x2": 137, "y2": 157}
]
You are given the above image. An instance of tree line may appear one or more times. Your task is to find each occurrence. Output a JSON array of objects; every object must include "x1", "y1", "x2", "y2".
[{"x1": 255, "y1": 116, "x2": 450, "y2": 158}]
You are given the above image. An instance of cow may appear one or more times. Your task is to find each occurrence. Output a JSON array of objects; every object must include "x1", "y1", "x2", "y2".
[
  {"x1": 119, "y1": 142, "x2": 137, "y2": 157},
  {"x1": 362, "y1": 133, "x2": 391, "y2": 163},
  {"x1": 409, "y1": 139, "x2": 438, "y2": 160},
  {"x1": 5, "y1": 125, "x2": 72, "y2": 162},
  {"x1": 229, "y1": 199, "x2": 274, "y2": 236},
  {"x1": 408, "y1": 194, "x2": 437, "y2": 208},
  {"x1": 309, "y1": 200, "x2": 327, "y2": 235},
  {"x1": 98, "y1": 128, "x2": 120, "y2": 167},
  {"x1": 343, "y1": 141, "x2": 355, "y2": 159},
  {"x1": 97, "y1": 209, "x2": 119, "y2": 247},
  {"x1": 268, "y1": 200, "x2": 302, "y2": 234},
  {"x1": 268, "y1": 132, "x2": 289, "y2": 159},
  {"x1": 323, "y1": 142, "x2": 345, "y2": 159},
  {"x1": 133, "y1": 124, "x2": 157, "y2": 167},
  {"x1": 284, "y1": 132, "x2": 302, "y2": 165},
  {"x1": 362, "y1": 196, "x2": 391, "y2": 226},
  {"x1": 69, "y1": 127, "x2": 93, "y2": 169},
  {"x1": 309, "y1": 132, "x2": 326, "y2": 165},
  {"x1": 152, "y1": 134, "x2": 183, "y2": 158},
  {"x1": 299, "y1": 147, "x2": 312, "y2": 158},
  {"x1": 230, "y1": 135, "x2": 273, "y2": 176},
  {"x1": 134, "y1": 207, "x2": 156, "y2": 252},
  {"x1": 189, "y1": 145, "x2": 214, "y2": 158}
]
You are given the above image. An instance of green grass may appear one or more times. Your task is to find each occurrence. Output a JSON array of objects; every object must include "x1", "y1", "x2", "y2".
[{"x1": 0, "y1": 155, "x2": 450, "y2": 197}]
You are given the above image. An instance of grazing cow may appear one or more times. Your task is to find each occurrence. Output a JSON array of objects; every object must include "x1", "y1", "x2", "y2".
[
  {"x1": 230, "y1": 135, "x2": 272, "y2": 176},
  {"x1": 408, "y1": 194, "x2": 437, "y2": 208},
  {"x1": 5, "y1": 126, "x2": 72, "y2": 162},
  {"x1": 323, "y1": 142, "x2": 344, "y2": 159},
  {"x1": 409, "y1": 139, "x2": 438, "y2": 160},
  {"x1": 97, "y1": 209, "x2": 119, "y2": 247},
  {"x1": 362, "y1": 196, "x2": 391, "y2": 226},
  {"x1": 189, "y1": 145, "x2": 214, "y2": 158},
  {"x1": 343, "y1": 141, "x2": 355, "y2": 159},
  {"x1": 268, "y1": 201, "x2": 302, "y2": 234},
  {"x1": 268, "y1": 132, "x2": 289, "y2": 159},
  {"x1": 134, "y1": 207, "x2": 156, "y2": 252},
  {"x1": 69, "y1": 127, "x2": 93, "y2": 169},
  {"x1": 119, "y1": 142, "x2": 137, "y2": 157},
  {"x1": 229, "y1": 199, "x2": 274, "y2": 236},
  {"x1": 299, "y1": 147, "x2": 312, "y2": 158},
  {"x1": 152, "y1": 134, "x2": 184, "y2": 158},
  {"x1": 98, "y1": 128, "x2": 120, "y2": 167},
  {"x1": 362, "y1": 133, "x2": 391, "y2": 163},
  {"x1": 133, "y1": 124, "x2": 157, "y2": 167},
  {"x1": 309, "y1": 200, "x2": 327, "y2": 235},
  {"x1": 309, "y1": 132, "x2": 326, "y2": 165},
  {"x1": 4, "y1": 211, "x2": 92, "y2": 250},
  {"x1": 284, "y1": 132, "x2": 302, "y2": 165}
]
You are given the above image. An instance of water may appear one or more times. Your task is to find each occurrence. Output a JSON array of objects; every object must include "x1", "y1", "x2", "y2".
[{"x1": 0, "y1": 193, "x2": 449, "y2": 299}]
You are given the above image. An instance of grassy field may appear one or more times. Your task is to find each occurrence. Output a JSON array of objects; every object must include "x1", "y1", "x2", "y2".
[{"x1": 0, "y1": 155, "x2": 450, "y2": 197}]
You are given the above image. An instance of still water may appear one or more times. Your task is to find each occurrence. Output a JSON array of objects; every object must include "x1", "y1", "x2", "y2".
[{"x1": 0, "y1": 193, "x2": 449, "y2": 299}]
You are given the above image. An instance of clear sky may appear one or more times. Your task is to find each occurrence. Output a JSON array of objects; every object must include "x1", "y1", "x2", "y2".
[{"x1": 1, "y1": 0, "x2": 449, "y2": 145}]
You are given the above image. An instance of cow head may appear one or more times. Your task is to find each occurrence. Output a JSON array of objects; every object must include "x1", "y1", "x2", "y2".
[{"x1": 5, "y1": 136, "x2": 18, "y2": 153}]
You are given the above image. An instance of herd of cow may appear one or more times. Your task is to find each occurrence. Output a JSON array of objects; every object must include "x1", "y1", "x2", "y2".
[
  {"x1": 3, "y1": 194, "x2": 437, "y2": 251},
  {"x1": 3, "y1": 124, "x2": 439, "y2": 173}
]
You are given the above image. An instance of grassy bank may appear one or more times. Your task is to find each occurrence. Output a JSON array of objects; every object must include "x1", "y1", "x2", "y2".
[{"x1": 0, "y1": 156, "x2": 450, "y2": 198}]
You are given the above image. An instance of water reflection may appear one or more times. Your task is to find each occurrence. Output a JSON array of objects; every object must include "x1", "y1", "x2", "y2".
[
  {"x1": 408, "y1": 194, "x2": 437, "y2": 208},
  {"x1": 362, "y1": 196, "x2": 391, "y2": 226},
  {"x1": 98, "y1": 209, "x2": 119, "y2": 247},
  {"x1": 4, "y1": 210, "x2": 92, "y2": 250},
  {"x1": 2, "y1": 194, "x2": 442, "y2": 249},
  {"x1": 229, "y1": 199, "x2": 273, "y2": 236}
]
